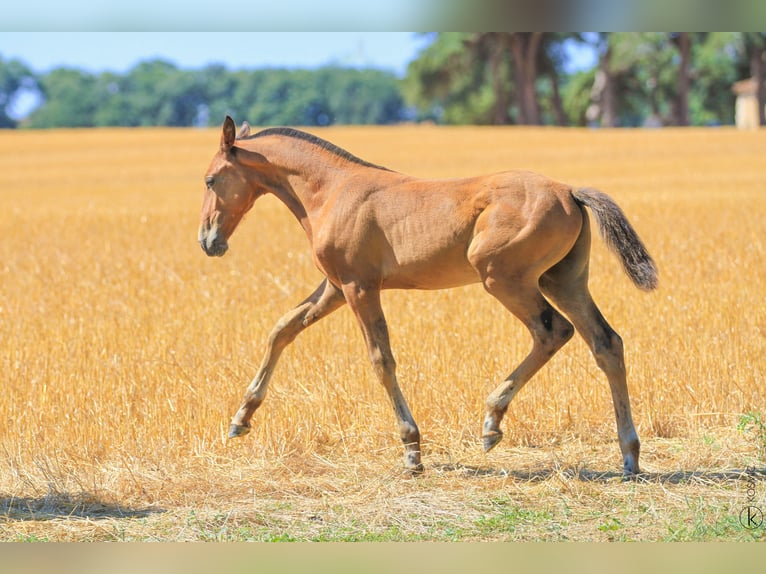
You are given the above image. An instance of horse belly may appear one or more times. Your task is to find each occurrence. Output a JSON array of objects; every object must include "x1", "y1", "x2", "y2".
[
  {"x1": 383, "y1": 264, "x2": 480, "y2": 290},
  {"x1": 381, "y1": 229, "x2": 480, "y2": 290}
]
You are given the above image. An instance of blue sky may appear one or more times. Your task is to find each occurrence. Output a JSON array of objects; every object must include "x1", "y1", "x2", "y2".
[
  {"x1": 0, "y1": 32, "x2": 596, "y2": 77},
  {"x1": 0, "y1": 33, "x2": 431, "y2": 77}
]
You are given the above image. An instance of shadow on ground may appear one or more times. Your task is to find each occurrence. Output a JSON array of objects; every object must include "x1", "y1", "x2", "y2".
[
  {"x1": 0, "y1": 492, "x2": 164, "y2": 521},
  {"x1": 434, "y1": 463, "x2": 766, "y2": 484}
]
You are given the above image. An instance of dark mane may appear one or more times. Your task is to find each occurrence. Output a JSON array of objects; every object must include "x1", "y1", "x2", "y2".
[{"x1": 245, "y1": 127, "x2": 392, "y2": 172}]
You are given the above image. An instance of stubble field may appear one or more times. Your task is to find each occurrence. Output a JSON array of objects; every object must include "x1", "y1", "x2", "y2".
[{"x1": 0, "y1": 125, "x2": 764, "y2": 542}]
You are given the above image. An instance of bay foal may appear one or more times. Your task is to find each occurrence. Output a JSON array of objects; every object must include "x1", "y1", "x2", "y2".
[{"x1": 199, "y1": 117, "x2": 657, "y2": 476}]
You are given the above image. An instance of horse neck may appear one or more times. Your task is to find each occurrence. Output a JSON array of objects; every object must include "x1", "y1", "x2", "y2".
[{"x1": 238, "y1": 137, "x2": 349, "y2": 239}]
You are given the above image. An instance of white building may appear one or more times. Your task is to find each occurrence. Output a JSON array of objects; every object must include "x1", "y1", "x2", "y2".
[{"x1": 732, "y1": 78, "x2": 763, "y2": 130}]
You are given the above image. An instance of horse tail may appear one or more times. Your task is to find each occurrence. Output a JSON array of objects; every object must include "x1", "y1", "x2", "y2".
[{"x1": 572, "y1": 187, "x2": 658, "y2": 291}]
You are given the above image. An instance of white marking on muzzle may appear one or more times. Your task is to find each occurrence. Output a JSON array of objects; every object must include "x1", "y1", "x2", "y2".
[{"x1": 203, "y1": 224, "x2": 220, "y2": 251}]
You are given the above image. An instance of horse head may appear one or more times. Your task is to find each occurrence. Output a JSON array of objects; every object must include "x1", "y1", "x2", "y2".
[{"x1": 198, "y1": 116, "x2": 259, "y2": 257}]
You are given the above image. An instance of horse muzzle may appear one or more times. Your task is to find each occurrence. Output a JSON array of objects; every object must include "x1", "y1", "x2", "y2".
[{"x1": 199, "y1": 225, "x2": 229, "y2": 257}]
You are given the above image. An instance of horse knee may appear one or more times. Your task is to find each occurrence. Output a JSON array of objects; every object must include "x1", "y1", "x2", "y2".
[
  {"x1": 267, "y1": 310, "x2": 309, "y2": 350},
  {"x1": 267, "y1": 324, "x2": 294, "y2": 351},
  {"x1": 369, "y1": 347, "x2": 396, "y2": 378}
]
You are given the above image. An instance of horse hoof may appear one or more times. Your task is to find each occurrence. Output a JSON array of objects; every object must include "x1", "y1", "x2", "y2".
[
  {"x1": 228, "y1": 423, "x2": 251, "y2": 438},
  {"x1": 482, "y1": 431, "x2": 503, "y2": 453},
  {"x1": 622, "y1": 452, "x2": 640, "y2": 478},
  {"x1": 622, "y1": 463, "x2": 641, "y2": 480},
  {"x1": 404, "y1": 452, "x2": 424, "y2": 475}
]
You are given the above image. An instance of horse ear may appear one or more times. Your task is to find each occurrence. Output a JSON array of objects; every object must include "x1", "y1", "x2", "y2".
[
  {"x1": 237, "y1": 121, "x2": 251, "y2": 139},
  {"x1": 221, "y1": 116, "x2": 236, "y2": 152}
]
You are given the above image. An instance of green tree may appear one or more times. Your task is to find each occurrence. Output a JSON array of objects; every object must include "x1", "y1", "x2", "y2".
[
  {"x1": 537, "y1": 33, "x2": 584, "y2": 125},
  {"x1": 561, "y1": 68, "x2": 597, "y2": 126},
  {"x1": 508, "y1": 32, "x2": 544, "y2": 125},
  {"x1": 234, "y1": 67, "x2": 403, "y2": 127},
  {"x1": 91, "y1": 71, "x2": 131, "y2": 126},
  {"x1": 465, "y1": 33, "x2": 514, "y2": 124},
  {"x1": 403, "y1": 33, "x2": 498, "y2": 124},
  {"x1": 690, "y1": 32, "x2": 741, "y2": 125},
  {"x1": 585, "y1": 33, "x2": 680, "y2": 127},
  {"x1": 671, "y1": 32, "x2": 692, "y2": 126},
  {"x1": 580, "y1": 33, "x2": 746, "y2": 127},
  {"x1": 120, "y1": 60, "x2": 205, "y2": 127},
  {"x1": 27, "y1": 68, "x2": 99, "y2": 128},
  {"x1": 464, "y1": 32, "x2": 574, "y2": 125},
  {"x1": 14, "y1": 37, "x2": 756, "y2": 129},
  {"x1": 0, "y1": 56, "x2": 37, "y2": 128},
  {"x1": 404, "y1": 32, "x2": 580, "y2": 126},
  {"x1": 249, "y1": 69, "x2": 327, "y2": 125},
  {"x1": 27, "y1": 61, "x2": 202, "y2": 128},
  {"x1": 320, "y1": 67, "x2": 404, "y2": 125},
  {"x1": 195, "y1": 64, "x2": 239, "y2": 126}
]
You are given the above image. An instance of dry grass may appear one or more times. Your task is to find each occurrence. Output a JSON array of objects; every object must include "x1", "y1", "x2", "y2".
[{"x1": 0, "y1": 125, "x2": 764, "y2": 541}]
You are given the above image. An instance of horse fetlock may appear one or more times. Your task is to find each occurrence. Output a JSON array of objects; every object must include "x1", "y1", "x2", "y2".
[
  {"x1": 622, "y1": 454, "x2": 640, "y2": 478},
  {"x1": 400, "y1": 427, "x2": 423, "y2": 473},
  {"x1": 399, "y1": 420, "x2": 420, "y2": 443},
  {"x1": 621, "y1": 437, "x2": 640, "y2": 476}
]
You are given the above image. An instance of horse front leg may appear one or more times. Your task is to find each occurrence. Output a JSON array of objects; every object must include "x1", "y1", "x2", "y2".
[
  {"x1": 229, "y1": 278, "x2": 346, "y2": 438},
  {"x1": 342, "y1": 282, "x2": 423, "y2": 473}
]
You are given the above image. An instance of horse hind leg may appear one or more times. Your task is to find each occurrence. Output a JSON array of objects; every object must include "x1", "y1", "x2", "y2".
[
  {"x1": 480, "y1": 278, "x2": 575, "y2": 452},
  {"x1": 540, "y1": 268, "x2": 641, "y2": 476},
  {"x1": 229, "y1": 278, "x2": 346, "y2": 437}
]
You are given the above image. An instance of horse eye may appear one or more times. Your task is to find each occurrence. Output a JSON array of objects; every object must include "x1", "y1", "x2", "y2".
[{"x1": 205, "y1": 176, "x2": 215, "y2": 188}]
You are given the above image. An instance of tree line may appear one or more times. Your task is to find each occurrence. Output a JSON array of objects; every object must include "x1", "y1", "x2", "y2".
[
  {"x1": 0, "y1": 60, "x2": 406, "y2": 128},
  {"x1": 1, "y1": 32, "x2": 764, "y2": 129},
  {"x1": 404, "y1": 32, "x2": 766, "y2": 127}
]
